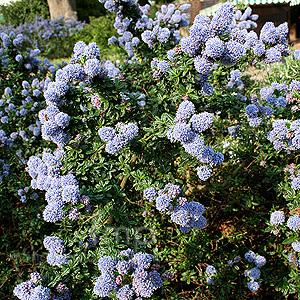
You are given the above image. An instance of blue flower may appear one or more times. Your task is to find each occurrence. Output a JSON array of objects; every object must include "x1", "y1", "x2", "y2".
[
  {"x1": 74, "y1": 41, "x2": 87, "y2": 55},
  {"x1": 132, "y1": 277, "x2": 155, "y2": 298},
  {"x1": 254, "y1": 255, "x2": 266, "y2": 267},
  {"x1": 156, "y1": 194, "x2": 172, "y2": 212},
  {"x1": 62, "y1": 185, "x2": 80, "y2": 204},
  {"x1": 157, "y1": 60, "x2": 170, "y2": 74},
  {"x1": 170, "y1": 207, "x2": 190, "y2": 226},
  {"x1": 205, "y1": 37, "x2": 224, "y2": 59},
  {"x1": 13, "y1": 281, "x2": 35, "y2": 300},
  {"x1": 197, "y1": 165, "x2": 212, "y2": 181},
  {"x1": 245, "y1": 250, "x2": 256, "y2": 262},
  {"x1": 190, "y1": 112, "x2": 213, "y2": 133},
  {"x1": 120, "y1": 123, "x2": 139, "y2": 141},
  {"x1": 253, "y1": 43, "x2": 265, "y2": 56},
  {"x1": 116, "y1": 261, "x2": 130, "y2": 275},
  {"x1": 270, "y1": 211, "x2": 285, "y2": 225},
  {"x1": 260, "y1": 22, "x2": 278, "y2": 44},
  {"x1": 194, "y1": 56, "x2": 212, "y2": 75},
  {"x1": 265, "y1": 47, "x2": 281, "y2": 63},
  {"x1": 292, "y1": 241, "x2": 300, "y2": 252},
  {"x1": 176, "y1": 100, "x2": 195, "y2": 120},
  {"x1": 245, "y1": 104, "x2": 258, "y2": 118},
  {"x1": 29, "y1": 285, "x2": 51, "y2": 300},
  {"x1": 287, "y1": 215, "x2": 300, "y2": 231},
  {"x1": 84, "y1": 59, "x2": 103, "y2": 77},
  {"x1": 98, "y1": 127, "x2": 116, "y2": 142},
  {"x1": 105, "y1": 134, "x2": 128, "y2": 154},
  {"x1": 209, "y1": 2, "x2": 234, "y2": 36},
  {"x1": 143, "y1": 187, "x2": 157, "y2": 202},
  {"x1": 182, "y1": 134, "x2": 205, "y2": 157},
  {"x1": 116, "y1": 285, "x2": 134, "y2": 300},
  {"x1": 292, "y1": 177, "x2": 300, "y2": 190},
  {"x1": 205, "y1": 265, "x2": 217, "y2": 275},
  {"x1": 249, "y1": 267, "x2": 260, "y2": 280},
  {"x1": 54, "y1": 112, "x2": 70, "y2": 128},
  {"x1": 172, "y1": 123, "x2": 195, "y2": 142},
  {"x1": 98, "y1": 256, "x2": 116, "y2": 274},
  {"x1": 94, "y1": 274, "x2": 116, "y2": 297},
  {"x1": 43, "y1": 203, "x2": 64, "y2": 223},
  {"x1": 247, "y1": 281, "x2": 260, "y2": 293}
]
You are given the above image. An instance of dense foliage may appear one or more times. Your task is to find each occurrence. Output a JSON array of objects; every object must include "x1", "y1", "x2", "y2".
[
  {"x1": 2, "y1": 1, "x2": 300, "y2": 300},
  {"x1": 0, "y1": 0, "x2": 50, "y2": 27}
]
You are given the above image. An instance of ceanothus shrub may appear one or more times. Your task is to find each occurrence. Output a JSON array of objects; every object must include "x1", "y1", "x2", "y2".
[{"x1": 8, "y1": 2, "x2": 300, "y2": 300}]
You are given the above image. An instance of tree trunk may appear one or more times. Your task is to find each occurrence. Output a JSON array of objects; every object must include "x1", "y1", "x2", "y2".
[{"x1": 47, "y1": 0, "x2": 77, "y2": 20}]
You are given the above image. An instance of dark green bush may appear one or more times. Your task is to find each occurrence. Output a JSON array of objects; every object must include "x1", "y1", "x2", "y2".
[
  {"x1": 0, "y1": 0, "x2": 49, "y2": 26},
  {"x1": 76, "y1": 0, "x2": 106, "y2": 23}
]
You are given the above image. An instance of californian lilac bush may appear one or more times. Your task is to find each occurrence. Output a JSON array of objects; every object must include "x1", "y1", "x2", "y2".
[{"x1": 6, "y1": 2, "x2": 300, "y2": 299}]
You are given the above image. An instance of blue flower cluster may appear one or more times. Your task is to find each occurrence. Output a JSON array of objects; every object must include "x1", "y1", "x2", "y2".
[
  {"x1": 205, "y1": 265, "x2": 217, "y2": 284},
  {"x1": 17, "y1": 186, "x2": 39, "y2": 203},
  {"x1": 232, "y1": 7, "x2": 258, "y2": 30},
  {"x1": 175, "y1": 2, "x2": 289, "y2": 91},
  {"x1": 143, "y1": 183, "x2": 207, "y2": 233},
  {"x1": 0, "y1": 77, "x2": 49, "y2": 144},
  {"x1": 227, "y1": 125, "x2": 241, "y2": 137},
  {"x1": 257, "y1": 22, "x2": 290, "y2": 63},
  {"x1": 43, "y1": 236, "x2": 69, "y2": 267},
  {"x1": 94, "y1": 248, "x2": 172, "y2": 299},
  {"x1": 260, "y1": 82, "x2": 288, "y2": 108},
  {"x1": 286, "y1": 80, "x2": 300, "y2": 112},
  {"x1": 244, "y1": 99, "x2": 270, "y2": 128},
  {"x1": 226, "y1": 70, "x2": 244, "y2": 89},
  {"x1": 267, "y1": 119, "x2": 300, "y2": 151},
  {"x1": 178, "y1": 2, "x2": 247, "y2": 89},
  {"x1": 104, "y1": 60, "x2": 121, "y2": 79},
  {"x1": 14, "y1": 272, "x2": 71, "y2": 300},
  {"x1": 294, "y1": 49, "x2": 300, "y2": 61},
  {"x1": 98, "y1": 122, "x2": 139, "y2": 154},
  {"x1": 287, "y1": 214, "x2": 300, "y2": 231},
  {"x1": 270, "y1": 211, "x2": 285, "y2": 225},
  {"x1": 151, "y1": 58, "x2": 170, "y2": 78},
  {"x1": 0, "y1": 159, "x2": 10, "y2": 181},
  {"x1": 167, "y1": 100, "x2": 223, "y2": 180},
  {"x1": 26, "y1": 148, "x2": 90, "y2": 223},
  {"x1": 39, "y1": 105, "x2": 70, "y2": 148},
  {"x1": 244, "y1": 250, "x2": 266, "y2": 293},
  {"x1": 0, "y1": 129, "x2": 13, "y2": 149},
  {"x1": 41, "y1": 42, "x2": 108, "y2": 148},
  {"x1": 106, "y1": 1, "x2": 189, "y2": 58},
  {"x1": 14, "y1": 279, "x2": 51, "y2": 300},
  {"x1": 0, "y1": 31, "x2": 42, "y2": 69},
  {"x1": 140, "y1": 3, "x2": 190, "y2": 48}
]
